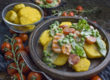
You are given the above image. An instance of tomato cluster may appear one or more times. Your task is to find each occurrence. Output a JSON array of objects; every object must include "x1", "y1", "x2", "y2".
[
  {"x1": 61, "y1": 5, "x2": 83, "y2": 16},
  {"x1": 1, "y1": 30, "x2": 41, "y2": 80}
]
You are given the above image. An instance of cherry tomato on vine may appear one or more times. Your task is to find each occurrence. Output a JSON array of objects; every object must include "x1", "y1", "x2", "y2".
[
  {"x1": 1, "y1": 42, "x2": 11, "y2": 52},
  {"x1": 14, "y1": 43, "x2": 24, "y2": 50},
  {"x1": 16, "y1": 50, "x2": 27, "y2": 61},
  {"x1": 91, "y1": 75, "x2": 102, "y2": 80},
  {"x1": 68, "y1": 12, "x2": 74, "y2": 16},
  {"x1": 27, "y1": 72, "x2": 41, "y2": 80},
  {"x1": 7, "y1": 63, "x2": 17, "y2": 75},
  {"x1": 62, "y1": 12, "x2": 68, "y2": 16},
  {"x1": 46, "y1": 0, "x2": 53, "y2": 3},
  {"x1": 14, "y1": 37, "x2": 23, "y2": 43},
  {"x1": 76, "y1": 5, "x2": 83, "y2": 12},
  {"x1": 25, "y1": 46, "x2": 30, "y2": 53},
  {"x1": 4, "y1": 51, "x2": 13, "y2": 60},
  {"x1": 9, "y1": 29, "x2": 16, "y2": 34},
  {"x1": 11, "y1": 73, "x2": 26, "y2": 80},
  {"x1": 19, "y1": 33, "x2": 28, "y2": 42},
  {"x1": 63, "y1": 28, "x2": 75, "y2": 35},
  {"x1": 19, "y1": 59, "x2": 30, "y2": 73},
  {"x1": 86, "y1": 36, "x2": 96, "y2": 44}
]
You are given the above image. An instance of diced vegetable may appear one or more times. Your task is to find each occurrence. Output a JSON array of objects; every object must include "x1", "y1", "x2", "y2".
[
  {"x1": 40, "y1": 30, "x2": 52, "y2": 46},
  {"x1": 84, "y1": 43, "x2": 102, "y2": 58},
  {"x1": 53, "y1": 54, "x2": 68, "y2": 66},
  {"x1": 72, "y1": 58, "x2": 91, "y2": 72},
  {"x1": 96, "y1": 37, "x2": 107, "y2": 57}
]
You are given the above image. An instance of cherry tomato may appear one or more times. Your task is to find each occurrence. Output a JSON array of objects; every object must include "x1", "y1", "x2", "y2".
[
  {"x1": 62, "y1": 12, "x2": 68, "y2": 16},
  {"x1": 25, "y1": 46, "x2": 30, "y2": 53},
  {"x1": 19, "y1": 59, "x2": 30, "y2": 73},
  {"x1": 11, "y1": 73, "x2": 26, "y2": 80},
  {"x1": 19, "y1": 33, "x2": 28, "y2": 42},
  {"x1": 16, "y1": 50, "x2": 27, "y2": 61},
  {"x1": 1, "y1": 42, "x2": 11, "y2": 52},
  {"x1": 4, "y1": 51, "x2": 13, "y2": 60},
  {"x1": 86, "y1": 36, "x2": 96, "y2": 44},
  {"x1": 15, "y1": 37, "x2": 23, "y2": 43},
  {"x1": 27, "y1": 72, "x2": 41, "y2": 80},
  {"x1": 14, "y1": 43, "x2": 24, "y2": 50},
  {"x1": 68, "y1": 54, "x2": 80, "y2": 65},
  {"x1": 46, "y1": 0, "x2": 53, "y2": 3},
  {"x1": 63, "y1": 28, "x2": 75, "y2": 35},
  {"x1": 59, "y1": 25, "x2": 69, "y2": 29},
  {"x1": 9, "y1": 29, "x2": 16, "y2": 34},
  {"x1": 68, "y1": 12, "x2": 74, "y2": 16},
  {"x1": 91, "y1": 75, "x2": 102, "y2": 80},
  {"x1": 76, "y1": 5, "x2": 83, "y2": 12},
  {"x1": 7, "y1": 63, "x2": 17, "y2": 75}
]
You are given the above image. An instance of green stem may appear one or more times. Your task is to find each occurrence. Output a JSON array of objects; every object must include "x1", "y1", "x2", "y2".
[{"x1": 10, "y1": 38, "x2": 24, "y2": 80}]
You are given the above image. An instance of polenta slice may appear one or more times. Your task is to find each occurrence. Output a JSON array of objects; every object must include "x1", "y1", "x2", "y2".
[
  {"x1": 60, "y1": 22, "x2": 72, "y2": 27},
  {"x1": 84, "y1": 43, "x2": 102, "y2": 58},
  {"x1": 40, "y1": 30, "x2": 52, "y2": 46},
  {"x1": 73, "y1": 58, "x2": 91, "y2": 72},
  {"x1": 53, "y1": 54, "x2": 68, "y2": 66},
  {"x1": 13, "y1": 3, "x2": 25, "y2": 12}
]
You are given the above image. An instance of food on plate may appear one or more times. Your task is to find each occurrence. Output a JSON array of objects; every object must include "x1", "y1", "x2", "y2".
[
  {"x1": 72, "y1": 58, "x2": 90, "y2": 72},
  {"x1": 84, "y1": 43, "x2": 102, "y2": 58},
  {"x1": 40, "y1": 30, "x2": 52, "y2": 46},
  {"x1": 4, "y1": 51, "x2": 13, "y2": 60},
  {"x1": 35, "y1": 0, "x2": 61, "y2": 8},
  {"x1": 13, "y1": 3, "x2": 25, "y2": 12},
  {"x1": 1, "y1": 42, "x2": 11, "y2": 52},
  {"x1": 39, "y1": 19, "x2": 107, "y2": 72},
  {"x1": 27, "y1": 72, "x2": 41, "y2": 80},
  {"x1": 19, "y1": 33, "x2": 28, "y2": 42}
]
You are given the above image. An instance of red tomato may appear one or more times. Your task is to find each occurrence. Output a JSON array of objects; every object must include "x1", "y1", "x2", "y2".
[
  {"x1": 68, "y1": 12, "x2": 74, "y2": 16},
  {"x1": 16, "y1": 50, "x2": 27, "y2": 61},
  {"x1": 1, "y1": 42, "x2": 11, "y2": 52},
  {"x1": 86, "y1": 36, "x2": 96, "y2": 44},
  {"x1": 59, "y1": 25, "x2": 69, "y2": 29},
  {"x1": 15, "y1": 37, "x2": 23, "y2": 43},
  {"x1": 46, "y1": 0, "x2": 53, "y2": 3},
  {"x1": 62, "y1": 12, "x2": 68, "y2": 16},
  {"x1": 4, "y1": 51, "x2": 13, "y2": 60},
  {"x1": 91, "y1": 75, "x2": 102, "y2": 80},
  {"x1": 27, "y1": 72, "x2": 41, "y2": 80},
  {"x1": 7, "y1": 63, "x2": 17, "y2": 75},
  {"x1": 14, "y1": 43, "x2": 24, "y2": 50},
  {"x1": 12, "y1": 73, "x2": 26, "y2": 80},
  {"x1": 9, "y1": 29, "x2": 16, "y2": 34},
  {"x1": 19, "y1": 33, "x2": 28, "y2": 42},
  {"x1": 19, "y1": 59, "x2": 30, "y2": 73},
  {"x1": 63, "y1": 28, "x2": 75, "y2": 35},
  {"x1": 76, "y1": 5, "x2": 83, "y2": 12},
  {"x1": 25, "y1": 46, "x2": 30, "y2": 53}
]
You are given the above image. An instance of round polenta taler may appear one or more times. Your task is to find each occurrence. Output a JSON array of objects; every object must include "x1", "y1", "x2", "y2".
[
  {"x1": 5, "y1": 10, "x2": 18, "y2": 22},
  {"x1": 13, "y1": 3, "x2": 25, "y2": 12},
  {"x1": 18, "y1": 7, "x2": 41, "y2": 25}
]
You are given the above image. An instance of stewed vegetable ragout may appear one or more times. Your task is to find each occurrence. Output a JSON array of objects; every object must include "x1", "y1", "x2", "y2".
[{"x1": 39, "y1": 19, "x2": 107, "y2": 72}]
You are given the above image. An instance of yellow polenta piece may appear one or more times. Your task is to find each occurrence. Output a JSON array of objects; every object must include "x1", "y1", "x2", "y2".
[
  {"x1": 84, "y1": 43, "x2": 102, "y2": 58},
  {"x1": 13, "y1": 3, "x2": 25, "y2": 12},
  {"x1": 5, "y1": 10, "x2": 18, "y2": 22},
  {"x1": 40, "y1": 30, "x2": 52, "y2": 46},
  {"x1": 18, "y1": 7, "x2": 41, "y2": 25},
  {"x1": 14, "y1": 17, "x2": 19, "y2": 24},
  {"x1": 53, "y1": 54, "x2": 68, "y2": 66},
  {"x1": 73, "y1": 58, "x2": 91, "y2": 72},
  {"x1": 60, "y1": 22, "x2": 72, "y2": 27}
]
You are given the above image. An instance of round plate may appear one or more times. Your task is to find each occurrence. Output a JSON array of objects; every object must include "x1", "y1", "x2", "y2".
[{"x1": 29, "y1": 16, "x2": 110, "y2": 80}]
